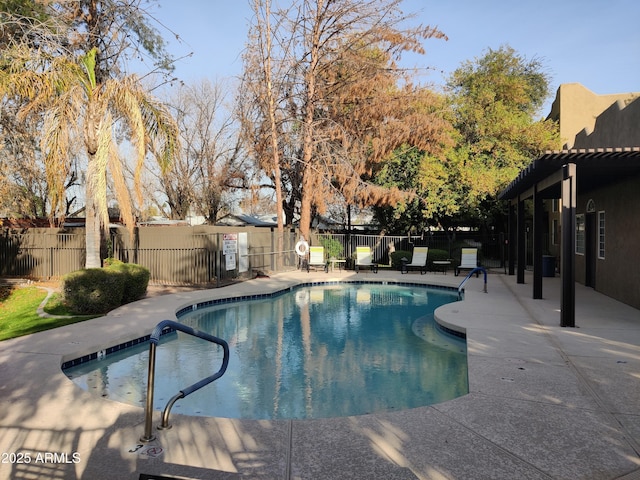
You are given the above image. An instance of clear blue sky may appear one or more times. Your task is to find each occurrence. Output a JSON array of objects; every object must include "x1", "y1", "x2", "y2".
[{"x1": 146, "y1": 0, "x2": 639, "y2": 116}]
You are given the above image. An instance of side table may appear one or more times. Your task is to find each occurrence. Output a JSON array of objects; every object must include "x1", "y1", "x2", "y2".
[
  {"x1": 432, "y1": 260, "x2": 451, "y2": 274},
  {"x1": 329, "y1": 258, "x2": 346, "y2": 272}
]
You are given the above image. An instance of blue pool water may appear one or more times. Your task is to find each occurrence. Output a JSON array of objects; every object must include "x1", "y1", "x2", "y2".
[{"x1": 64, "y1": 283, "x2": 468, "y2": 419}]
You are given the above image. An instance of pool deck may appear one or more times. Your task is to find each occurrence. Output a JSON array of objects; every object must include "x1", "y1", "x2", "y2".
[{"x1": 1, "y1": 269, "x2": 640, "y2": 480}]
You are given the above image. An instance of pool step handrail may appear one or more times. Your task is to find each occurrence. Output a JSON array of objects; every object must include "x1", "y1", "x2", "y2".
[
  {"x1": 141, "y1": 319, "x2": 229, "y2": 442},
  {"x1": 458, "y1": 267, "x2": 488, "y2": 295}
]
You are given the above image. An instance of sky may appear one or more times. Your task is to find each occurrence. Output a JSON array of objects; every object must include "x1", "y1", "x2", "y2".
[{"x1": 143, "y1": 0, "x2": 640, "y2": 116}]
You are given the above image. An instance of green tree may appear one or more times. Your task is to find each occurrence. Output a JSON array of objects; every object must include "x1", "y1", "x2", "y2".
[
  {"x1": 372, "y1": 46, "x2": 560, "y2": 234},
  {"x1": 373, "y1": 145, "x2": 458, "y2": 234},
  {"x1": 445, "y1": 45, "x2": 560, "y2": 229},
  {"x1": 0, "y1": 46, "x2": 179, "y2": 267}
]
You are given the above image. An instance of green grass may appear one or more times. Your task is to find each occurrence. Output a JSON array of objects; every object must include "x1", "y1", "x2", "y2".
[
  {"x1": 0, "y1": 286, "x2": 99, "y2": 341},
  {"x1": 43, "y1": 291, "x2": 73, "y2": 316}
]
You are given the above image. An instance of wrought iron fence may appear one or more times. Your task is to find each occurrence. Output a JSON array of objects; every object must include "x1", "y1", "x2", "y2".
[
  {"x1": 1, "y1": 227, "x2": 505, "y2": 284},
  {"x1": 308, "y1": 231, "x2": 505, "y2": 269}
]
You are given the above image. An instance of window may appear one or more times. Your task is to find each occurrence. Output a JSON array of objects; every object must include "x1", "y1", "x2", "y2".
[
  {"x1": 576, "y1": 214, "x2": 585, "y2": 254},
  {"x1": 598, "y1": 211, "x2": 605, "y2": 259}
]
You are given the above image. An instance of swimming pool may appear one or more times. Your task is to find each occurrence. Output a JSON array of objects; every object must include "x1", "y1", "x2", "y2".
[{"x1": 63, "y1": 282, "x2": 468, "y2": 420}]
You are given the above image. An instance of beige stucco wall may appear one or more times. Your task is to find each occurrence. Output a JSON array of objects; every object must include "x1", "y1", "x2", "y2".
[
  {"x1": 573, "y1": 96, "x2": 640, "y2": 148},
  {"x1": 548, "y1": 83, "x2": 640, "y2": 149}
]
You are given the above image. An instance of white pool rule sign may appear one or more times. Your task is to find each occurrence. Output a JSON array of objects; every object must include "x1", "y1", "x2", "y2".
[{"x1": 223, "y1": 234, "x2": 237, "y2": 271}]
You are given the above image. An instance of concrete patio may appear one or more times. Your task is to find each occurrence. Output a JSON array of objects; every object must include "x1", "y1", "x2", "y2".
[{"x1": 1, "y1": 269, "x2": 639, "y2": 479}]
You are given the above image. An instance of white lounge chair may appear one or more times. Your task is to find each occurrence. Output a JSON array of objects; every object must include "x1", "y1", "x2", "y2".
[
  {"x1": 355, "y1": 246, "x2": 378, "y2": 273},
  {"x1": 401, "y1": 246, "x2": 428, "y2": 274},
  {"x1": 307, "y1": 246, "x2": 327, "y2": 272},
  {"x1": 455, "y1": 248, "x2": 479, "y2": 276}
]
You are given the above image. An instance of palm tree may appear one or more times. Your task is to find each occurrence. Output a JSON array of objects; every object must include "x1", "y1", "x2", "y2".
[{"x1": 0, "y1": 46, "x2": 179, "y2": 267}]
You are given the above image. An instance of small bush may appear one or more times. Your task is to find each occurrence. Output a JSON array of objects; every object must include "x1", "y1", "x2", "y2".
[
  {"x1": 390, "y1": 250, "x2": 412, "y2": 269},
  {"x1": 319, "y1": 236, "x2": 344, "y2": 259},
  {"x1": 62, "y1": 268, "x2": 126, "y2": 314},
  {"x1": 427, "y1": 249, "x2": 450, "y2": 270},
  {"x1": 106, "y1": 260, "x2": 150, "y2": 303}
]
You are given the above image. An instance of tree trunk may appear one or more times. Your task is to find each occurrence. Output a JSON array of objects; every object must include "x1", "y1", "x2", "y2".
[
  {"x1": 299, "y1": 165, "x2": 314, "y2": 241},
  {"x1": 299, "y1": 1, "x2": 321, "y2": 241},
  {"x1": 83, "y1": 149, "x2": 105, "y2": 268},
  {"x1": 261, "y1": 0, "x2": 285, "y2": 268},
  {"x1": 84, "y1": 122, "x2": 102, "y2": 268},
  {"x1": 85, "y1": 191, "x2": 102, "y2": 268}
]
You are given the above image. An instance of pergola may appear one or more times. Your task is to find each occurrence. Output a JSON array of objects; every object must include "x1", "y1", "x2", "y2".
[{"x1": 498, "y1": 147, "x2": 640, "y2": 327}]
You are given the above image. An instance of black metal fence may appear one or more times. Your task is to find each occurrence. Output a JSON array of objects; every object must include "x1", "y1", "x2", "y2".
[
  {"x1": 309, "y1": 231, "x2": 506, "y2": 269},
  {"x1": 1, "y1": 227, "x2": 506, "y2": 284}
]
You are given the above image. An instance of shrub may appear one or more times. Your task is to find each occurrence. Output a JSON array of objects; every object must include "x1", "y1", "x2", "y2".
[
  {"x1": 106, "y1": 260, "x2": 150, "y2": 303},
  {"x1": 390, "y1": 250, "x2": 412, "y2": 269},
  {"x1": 102, "y1": 257, "x2": 118, "y2": 267},
  {"x1": 319, "y1": 235, "x2": 344, "y2": 259},
  {"x1": 62, "y1": 268, "x2": 126, "y2": 314},
  {"x1": 427, "y1": 249, "x2": 450, "y2": 270}
]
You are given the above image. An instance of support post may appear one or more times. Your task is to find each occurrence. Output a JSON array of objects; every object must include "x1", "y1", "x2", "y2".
[
  {"x1": 533, "y1": 185, "x2": 543, "y2": 299},
  {"x1": 508, "y1": 202, "x2": 516, "y2": 276},
  {"x1": 517, "y1": 196, "x2": 526, "y2": 284},
  {"x1": 561, "y1": 164, "x2": 576, "y2": 327}
]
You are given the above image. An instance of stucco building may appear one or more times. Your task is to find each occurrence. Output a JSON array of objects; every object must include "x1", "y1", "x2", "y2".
[{"x1": 499, "y1": 83, "x2": 640, "y2": 326}]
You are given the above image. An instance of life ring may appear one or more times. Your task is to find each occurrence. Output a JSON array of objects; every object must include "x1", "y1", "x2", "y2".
[{"x1": 295, "y1": 239, "x2": 309, "y2": 257}]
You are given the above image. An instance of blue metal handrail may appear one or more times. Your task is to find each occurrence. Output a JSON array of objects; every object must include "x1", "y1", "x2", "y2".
[
  {"x1": 458, "y1": 267, "x2": 488, "y2": 295},
  {"x1": 141, "y1": 320, "x2": 229, "y2": 442}
]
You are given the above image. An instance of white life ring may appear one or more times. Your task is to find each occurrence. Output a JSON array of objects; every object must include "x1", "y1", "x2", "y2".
[{"x1": 295, "y1": 239, "x2": 309, "y2": 257}]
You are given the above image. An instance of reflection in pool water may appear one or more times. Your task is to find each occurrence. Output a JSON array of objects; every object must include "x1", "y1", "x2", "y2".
[{"x1": 64, "y1": 283, "x2": 468, "y2": 419}]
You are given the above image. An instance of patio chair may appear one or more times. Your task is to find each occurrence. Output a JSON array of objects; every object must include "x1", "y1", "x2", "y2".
[
  {"x1": 455, "y1": 248, "x2": 479, "y2": 276},
  {"x1": 401, "y1": 246, "x2": 428, "y2": 274},
  {"x1": 307, "y1": 246, "x2": 328, "y2": 272},
  {"x1": 355, "y1": 246, "x2": 378, "y2": 273}
]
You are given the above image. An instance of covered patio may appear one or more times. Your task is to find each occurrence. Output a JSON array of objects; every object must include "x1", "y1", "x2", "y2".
[{"x1": 499, "y1": 146, "x2": 640, "y2": 327}]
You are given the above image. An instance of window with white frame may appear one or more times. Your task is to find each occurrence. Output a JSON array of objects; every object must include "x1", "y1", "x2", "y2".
[
  {"x1": 576, "y1": 214, "x2": 585, "y2": 254},
  {"x1": 598, "y1": 211, "x2": 605, "y2": 259}
]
